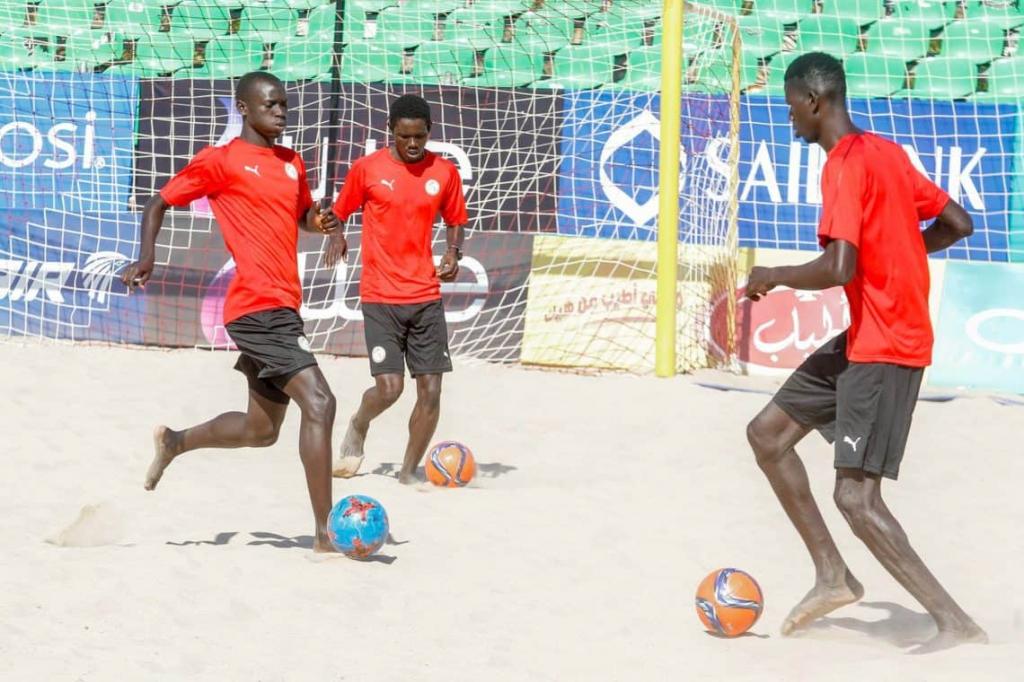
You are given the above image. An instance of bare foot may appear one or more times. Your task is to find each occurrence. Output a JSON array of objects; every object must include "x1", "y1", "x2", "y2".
[
  {"x1": 144, "y1": 426, "x2": 180, "y2": 491},
  {"x1": 333, "y1": 417, "x2": 366, "y2": 478},
  {"x1": 908, "y1": 622, "x2": 988, "y2": 655},
  {"x1": 398, "y1": 471, "x2": 418, "y2": 486},
  {"x1": 313, "y1": 536, "x2": 339, "y2": 554},
  {"x1": 781, "y1": 570, "x2": 865, "y2": 635}
]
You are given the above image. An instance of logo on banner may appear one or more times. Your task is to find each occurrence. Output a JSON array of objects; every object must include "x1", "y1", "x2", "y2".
[
  {"x1": 80, "y1": 251, "x2": 132, "y2": 304},
  {"x1": 598, "y1": 110, "x2": 685, "y2": 227},
  {"x1": 0, "y1": 112, "x2": 102, "y2": 170},
  {"x1": 1, "y1": 250, "x2": 131, "y2": 306},
  {"x1": 710, "y1": 286, "x2": 849, "y2": 372}
]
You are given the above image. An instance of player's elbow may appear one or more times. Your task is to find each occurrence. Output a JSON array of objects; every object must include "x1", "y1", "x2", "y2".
[
  {"x1": 943, "y1": 201, "x2": 974, "y2": 239},
  {"x1": 143, "y1": 193, "x2": 169, "y2": 217},
  {"x1": 952, "y1": 213, "x2": 974, "y2": 239}
]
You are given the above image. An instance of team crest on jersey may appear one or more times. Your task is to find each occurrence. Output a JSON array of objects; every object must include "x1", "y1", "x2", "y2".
[
  {"x1": 424, "y1": 179, "x2": 440, "y2": 196},
  {"x1": 284, "y1": 162, "x2": 299, "y2": 180}
]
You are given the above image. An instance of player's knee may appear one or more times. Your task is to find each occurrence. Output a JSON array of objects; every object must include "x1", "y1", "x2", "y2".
[
  {"x1": 248, "y1": 422, "x2": 280, "y2": 448},
  {"x1": 833, "y1": 484, "x2": 870, "y2": 530},
  {"x1": 377, "y1": 377, "x2": 404, "y2": 406},
  {"x1": 303, "y1": 382, "x2": 337, "y2": 422},
  {"x1": 746, "y1": 416, "x2": 780, "y2": 466},
  {"x1": 417, "y1": 380, "x2": 441, "y2": 410}
]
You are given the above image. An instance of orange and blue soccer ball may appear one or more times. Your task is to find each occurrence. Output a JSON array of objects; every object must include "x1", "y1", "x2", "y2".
[
  {"x1": 695, "y1": 568, "x2": 764, "y2": 637},
  {"x1": 425, "y1": 441, "x2": 476, "y2": 487},
  {"x1": 327, "y1": 494, "x2": 389, "y2": 559}
]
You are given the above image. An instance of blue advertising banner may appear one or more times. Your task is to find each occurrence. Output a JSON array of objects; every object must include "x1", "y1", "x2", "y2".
[
  {"x1": 558, "y1": 93, "x2": 1017, "y2": 261},
  {"x1": 931, "y1": 261, "x2": 1024, "y2": 394},
  {"x1": 0, "y1": 74, "x2": 137, "y2": 212},
  {"x1": 0, "y1": 208, "x2": 144, "y2": 342}
]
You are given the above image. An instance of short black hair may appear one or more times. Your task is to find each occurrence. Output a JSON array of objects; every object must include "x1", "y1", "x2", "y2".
[
  {"x1": 784, "y1": 52, "x2": 846, "y2": 102},
  {"x1": 236, "y1": 71, "x2": 285, "y2": 101},
  {"x1": 388, "y1": 94, "x2": 432, "y2": 130}
]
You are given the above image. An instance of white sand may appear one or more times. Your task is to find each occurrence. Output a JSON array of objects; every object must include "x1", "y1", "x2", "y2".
[{"x1": 1, "y1": 342, "x2": 1021, "y2": 681}]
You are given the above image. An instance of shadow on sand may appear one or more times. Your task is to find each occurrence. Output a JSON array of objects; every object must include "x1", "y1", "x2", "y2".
[{"x1": 808, "y1": 601, "x2": 935, "y2": 647}]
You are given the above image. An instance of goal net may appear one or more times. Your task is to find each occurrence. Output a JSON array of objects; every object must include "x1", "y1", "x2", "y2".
[{"x1": 0, "y1": 0, "x2": 743, "y2": 374}]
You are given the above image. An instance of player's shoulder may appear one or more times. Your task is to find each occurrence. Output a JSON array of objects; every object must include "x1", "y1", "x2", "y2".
[
  {"x1": 350, "y1": 148, "x2": 388, "y2": 173},
  {"x1": 192, "y1": 143, "x2": 228, "y2": 163},
  {"x1": 425, "y1": 151, "x2": 460, "y2": 176}
]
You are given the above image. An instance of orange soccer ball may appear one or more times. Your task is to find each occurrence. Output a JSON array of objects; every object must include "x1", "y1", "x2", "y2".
[
  {"x1": 694, "y1": 568, "x2": 764, "y2": 637},
  {"x1": 425, "y1": 441, "x2": 476, "y2": 487}
]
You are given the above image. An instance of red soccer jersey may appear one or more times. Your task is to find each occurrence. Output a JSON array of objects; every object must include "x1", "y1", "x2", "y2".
[
  {"x1": 160, "y1": 138, "x2": 313, "y2": 324},
  {"x1": 333, "y1": 149, "x2": 468, "y2": 304},
  {"x1": 817, "y1": 132, "x2": 950, "y2": 367}
]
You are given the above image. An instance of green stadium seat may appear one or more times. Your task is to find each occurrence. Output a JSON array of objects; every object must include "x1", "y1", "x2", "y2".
[
  {"x1": 753, "y1": 0, "x2": 812, "y2": 24},
  {"x1": 272, "y1": 34, "x2": 331, "y2": 79},
  {"x1": 168, "y1": 1, "x2": 232, "y2": 40},
  {"x1": 696, "y1": 0, "x2": 746, "y2": 14},
  {"x1": 796, "y1": 15, "x2": 861, "y2": 56},
  {"x1": 845, "y1": 53, "x2": 907, "y2": 97},
  {"x1": 737, "y1": 14, "x2": 785, "y2": 59},
  {"x1": 445, "y1": 6, "x2": 510, "y2": 49},
  {"x1": 583, "y1": 12, "x2": 650, "y2": 51},
  {"x1": 400, "y1": 42, "x2": 477, "y2": 84},
  {"x1": 820, "y1": 0, "x2": 886, "y2": 26},
  {"x1": 530, "y1": 43, "x2": 621, "y2": 89},
  {"x1": 194, "y1": 35, "x2": 264, "y2": 77},
  {"x1": 0, "y1": 33, "x2": 46, "y2": 69},
  {"x1": 974, "y1": 56, "x2": 1024, "y2": 100},
  {"x1": 338, "y1": 40, "x2": 402, "y2": 82},
  {"x1": 132, "y1": 32, "x2": 195, "y2": 74},
  {"x1": 57, "y1": 31, "x2": 124, "y2": 70},
  {"x1": 0, "y1": 0, "x2": 28, "y2": 32},
  {"x1": 514, "y1": 12, "x2": 577, "y2": 51},
  {"x1": 763, "y1": 50, "x2": 800, "y2": 94},
  {"x1": 542, "y1": 0, "x2": 601, "y2": 19},
  {"x1": 239, "y1": 4, "x2": 298, "y2": 43},
  {"x1": 305, "y1": 3, "x2": 337, "y2": 40},
  {"x1": 339, "y1": 1, "x2": 375, "y2": 42},
  {"x1": 462, "y1": 44, "x2": 541, "y2": 86},
  {"x1": 614, "y1": 44, "x2": 661, "y2": 91},
  {"x1": 401, "y1": 0, "x2": 464, "y2": 13},
  {"x1": 103, "y1": 0, "x2": 168, "y2": 38},
  {"x1": 865, "y1": 18, "x2": 933, "y2": 61},
  {"x1": 34, "y1": 0, "x2": 100, "y2": 36},
  {"x1": 909, "y1": 56, "x2": 977, "y2": 98},
  {"x1": 369, "y1": 6, "x2": 438, "y2": 47},
  {"x1": 653, "y1": 15, "x2": 722, "y2": 55},
  {"x1": 698, "y1": 48, "x2": 763, "y2": 92},
  {"x1": 972, "y1": 2, "x2": 1024, "y2": 30},
  {"x1": 940, "y1": 20, "x2": 1005, "y2": 64},
  {"x1": 892, "y1": 1, "x2": 957, "y2": 30},
  {"x1": 281, "y1": 0, "x2": 334, "y2": 10}
]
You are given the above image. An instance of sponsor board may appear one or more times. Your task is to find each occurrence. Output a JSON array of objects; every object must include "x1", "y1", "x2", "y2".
[
  {"x1": 521, "y1": 234, "x2": 730, "y2": 372},
  {"x1": 1, "y1": 73, "x2": 137, "y2": 211},
  {"x1": 931, "y1": 261, "x2": 1024, "y2": 394},
  {"x1": 0, "y1": 208, "x2": 143, "y2": 341},
  {"x1": 556, "y1": 92, "x2": 1015, "y2": 261}
]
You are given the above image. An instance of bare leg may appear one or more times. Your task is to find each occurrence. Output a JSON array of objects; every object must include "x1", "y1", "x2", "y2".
[
  {"x1": 833, "y1": 469, "x2": 987, "y2": 653},
  {"x1": 333, "y1": 374, "x2": 403, "y2": 478},
  {"x1": 281, "y1": 366, "x2": 338, "y2": 553},
  {"x1": 398, "y1": 374, "x2": 442, "y2": 485},
  {"x1": 145, "y1": 389, "x2": 286, "y2": 490},
  {"x1": 747, "y1": 403, "x2": 864, "y2": 635}
]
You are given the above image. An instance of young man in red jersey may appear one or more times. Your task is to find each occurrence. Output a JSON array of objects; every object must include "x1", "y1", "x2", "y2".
[
  {"x1": 326, "y1": 95, "x2": 468, "y2": 485},
  {"x1": 744, "y1": 53, "x2": 987, "y2": 652},
  {"x1": 121, "y1": 72, "x2": 342, "y2": 553}
]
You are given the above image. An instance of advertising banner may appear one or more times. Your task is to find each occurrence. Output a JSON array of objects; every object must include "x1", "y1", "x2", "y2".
[
  {"x1": 0, "y1": 74, "x2": 137, "y2": 212},
  {"x1": 931, "y1": 261, "x2": 1024, "y2": 394},
  {"x1": 1, "y1": 208, "x2": 144, "y2": 341},
  {"x1": 556, "y1": 92, "x2": 1016, "y2": 261}
]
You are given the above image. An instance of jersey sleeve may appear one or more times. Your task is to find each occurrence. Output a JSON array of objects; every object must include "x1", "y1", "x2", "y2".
[
  {"x1": 909, "y1": 164, "x2": 950, "y2": 222},
  {"x1": 333, "y1": 159, "x2": 366, "y2": 222},
  {"x1": 817, "y1": 147, "x2": 866, "y2": 249},
  {"x1": 294, "y1": 153, "x2": 314, "y2": 218},
  {"x1": 439, "y1": 162, "x2": 469, "y2": 226},
  {"x1": 159, "y1": 146, "x2": 227, "y2": 206}
]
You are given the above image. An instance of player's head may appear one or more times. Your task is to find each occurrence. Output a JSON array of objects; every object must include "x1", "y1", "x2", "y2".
[
  {"x1": 388, "y1": 95, "x2": 432, "y2": 164},
  {"x1": 783, "y1": 52, "x2": 846, "y2": 144},
  {"x1": 235, "y1": 72, "x2": 288, "y2": 141}
]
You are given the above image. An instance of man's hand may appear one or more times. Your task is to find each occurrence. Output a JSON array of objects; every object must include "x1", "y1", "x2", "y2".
[
  {"x1": 437, "y1": 247, "x2": 459, "y2": 282},
  {"x1": 120, "y1": 258, "x2": 155, "y2": 292},
  {"x1": 324, "y1": 234, "x2": 348, "y2": 268},
  {"x1": 307, "y1": 200, "x2": 339, "y2": 235},
  {"x1": 745, "y1": 266, "x2": 776, "y2": 301}
]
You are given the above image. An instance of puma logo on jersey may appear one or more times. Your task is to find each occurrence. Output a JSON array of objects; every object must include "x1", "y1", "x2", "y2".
[
  {"x1": 380, "y1": 179, "x2": 395, "y2": 191},
  {"x1": 843, "y1": 436, "x2": 862, "y2": 452},
  {"x1": 244, "y1": 165, "x2": 260, "y2": 176}
]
